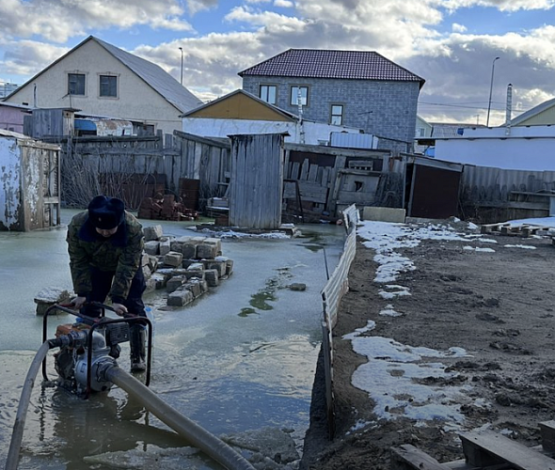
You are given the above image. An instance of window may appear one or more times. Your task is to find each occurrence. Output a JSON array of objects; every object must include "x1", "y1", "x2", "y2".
[
  {"x1": 68, "y1": 73, "x2": 85, "y2": 95},
  {"x1": 99, "y1": 75, "x2": 117, "y2": 97},
  {"x1": 290, "y1": 86, "x2": 308, "y2": 106},
  {"x1": 330, "y1": 104, "x2": 344, "y2": 125},
  {"x1": 260, "y1": 85, "x2": 277, "y2": 104}
]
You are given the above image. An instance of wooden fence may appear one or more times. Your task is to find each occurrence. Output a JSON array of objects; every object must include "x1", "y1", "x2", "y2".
[
  {"x1": 57, "y1": 130, "x2": 230, "y2": 210},
  {"x1": 320, "y1": 204, "x2": 359, "y2": 437}
]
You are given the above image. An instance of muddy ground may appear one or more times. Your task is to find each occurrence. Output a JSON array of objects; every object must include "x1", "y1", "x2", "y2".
[{"x1": 300, "y1": 224, "x2": 555, "y2": 469}]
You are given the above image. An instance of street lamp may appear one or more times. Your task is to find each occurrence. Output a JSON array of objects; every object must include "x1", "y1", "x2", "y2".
[
  {"x1": 486, "y1": 56, "x2": 500, "y2": 127},
  {"x1": 178, "y1": 47, "x2": 184, "y2": 85}
]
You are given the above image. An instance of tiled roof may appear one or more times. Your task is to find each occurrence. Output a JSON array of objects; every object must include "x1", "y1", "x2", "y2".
[{"x1": 239, "y1": 49, "x2": 425, "y2": 85}]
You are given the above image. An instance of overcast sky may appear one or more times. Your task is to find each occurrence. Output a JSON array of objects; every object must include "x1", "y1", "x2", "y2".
[{"x1": 1, "y1": 0, "x2": 555, "y2": 126}]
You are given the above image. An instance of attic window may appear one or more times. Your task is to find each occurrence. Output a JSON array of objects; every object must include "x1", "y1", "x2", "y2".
[
  {"x1": 100, "y1": 75, "x2": 117, "y2": 98},
  {"x1": 68, "y1": 73, "x2": 85, "y2": 95}
]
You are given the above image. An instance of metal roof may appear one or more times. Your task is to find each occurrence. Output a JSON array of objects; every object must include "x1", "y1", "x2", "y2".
[
  {"x1": 239, "y1": 49, "x2": 425, "y2": 86},
  {"x1": 509, "y1": 97, "x2": 555, "y2": 126},
  {"x1": 94, "y1": 37, "x2": 202, "y2": 113}
]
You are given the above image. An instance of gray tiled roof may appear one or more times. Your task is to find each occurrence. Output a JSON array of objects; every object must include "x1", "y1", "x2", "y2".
[
  {"x1": 239, "y1": 49, "x2": 424, "y2": 85},
  {"x1": 95, "y1": 37, "x2": 202, "y2": 113}
]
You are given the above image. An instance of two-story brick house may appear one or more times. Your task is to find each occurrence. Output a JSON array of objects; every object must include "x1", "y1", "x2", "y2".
[{"x1": 239, "y1": 49, "x2": 425, "y2": 153}]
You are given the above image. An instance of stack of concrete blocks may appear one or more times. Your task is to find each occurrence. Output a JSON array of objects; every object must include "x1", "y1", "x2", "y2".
[{"x1": 142, "y1": 225, "x2": 234, "y2": 308}]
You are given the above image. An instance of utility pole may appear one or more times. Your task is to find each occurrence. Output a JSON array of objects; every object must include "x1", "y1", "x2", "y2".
[
  {"x1": 178, "y1": 47, "x2": 184, "y2": 85},
  {"x1": 486, "y1": 56, "x2": 500, "y2": 127}
]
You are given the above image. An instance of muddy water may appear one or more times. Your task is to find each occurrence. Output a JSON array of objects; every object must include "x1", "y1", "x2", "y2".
[{"x1": 0, "y1": 212, "x2": 345, "y2": 469}]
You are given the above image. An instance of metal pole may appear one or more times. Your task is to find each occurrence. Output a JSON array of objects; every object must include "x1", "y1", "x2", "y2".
[
  {"x1": 178, "y1": 47, "x2": 184, "y2": 85},
  {"x1": 486, "y1": 56, "x2": 500, "y2": 127}
]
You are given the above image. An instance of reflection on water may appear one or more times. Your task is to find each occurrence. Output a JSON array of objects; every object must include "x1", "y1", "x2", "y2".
[{"x1": 0, "y1": 215, "x2": 345, "y2": 469}]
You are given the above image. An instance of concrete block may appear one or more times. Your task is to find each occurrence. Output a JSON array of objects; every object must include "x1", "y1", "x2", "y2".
[
  {"x1": 205, "y1": 269, "x2": 220, "y2": 287},
  {"x1": 167, "y1": 288, "x2": 195, "y2": 307},
  {"x1": 186, "y1": 262, "x2": 205, "y2": 279},
  {"x1": 207, "y1": 260, "x2": 226, "y2": 278},
  {"x1": 144, "y1": 241, "x2": 160, "y2": 256},
  {"x1": 216, "y1": 256, "x2": 233, "y2": 276},
  {"x1": 34, "y1": 287, "x2": 73, "y2": 316},
  {"x1": 185, "y1": 279, "x2": 203, "y2": 298},
  {"x1": 362, "y1": 206, "x2": 406, "y2": 223},
  {"x1": 167, "y1": 275, "x2": 185, "y2": 293},
  {"x1": 144, "y1": 225, "x2": 163, "y2": 241},
  {"x1": 150, "y1": 273, "x2": 167, "y2": 290},
  {"x1": 197, "y1": 243, "x2": 218, "y2": 260},
  {"x1": 164, "y1": 251, "x2": 183, "y2": 268},
  {"x1": 170, "y1": 237, "x2": 198, "y2": 258},
  {"x1": 159, "y1": 238, "x2": 172, "y2": 256}
]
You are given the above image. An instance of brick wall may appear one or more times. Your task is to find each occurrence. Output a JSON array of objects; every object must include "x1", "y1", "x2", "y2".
[{"x1": 243, "y1": 76, "x2": 420, "y2": 153}]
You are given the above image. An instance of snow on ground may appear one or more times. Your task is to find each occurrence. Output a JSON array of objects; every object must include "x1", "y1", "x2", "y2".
[{"x1": 345, "y1": 216, "x2": 541, "y2": 427}]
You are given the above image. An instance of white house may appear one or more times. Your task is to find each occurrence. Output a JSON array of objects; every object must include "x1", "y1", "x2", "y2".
[
  {"x1": 182, "y1": 89, "x2": 365, "y2": 146},
  {"x1": 3, "y1": 36, "x2": 202, "y2": 136},
  {"x1": 434, "y1": 125, "x2": 555, "y2": 171}
]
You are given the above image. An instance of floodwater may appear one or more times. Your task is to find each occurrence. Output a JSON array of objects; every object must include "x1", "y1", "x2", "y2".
[{"x1": 0, "y1": 211, "x2": 346, "y2": 469}]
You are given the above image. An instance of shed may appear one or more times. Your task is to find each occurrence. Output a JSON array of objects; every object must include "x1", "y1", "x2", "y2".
[{"x1": 0, "y1": 130, "x2": 61, "y2": 231}]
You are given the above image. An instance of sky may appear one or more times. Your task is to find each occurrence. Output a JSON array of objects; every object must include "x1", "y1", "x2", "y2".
[{"x1": 2, "y1": 0, "x2": 555, "y2": 126}]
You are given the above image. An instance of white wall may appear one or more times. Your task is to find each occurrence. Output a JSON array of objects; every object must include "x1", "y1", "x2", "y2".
[
  {"x1": 5, "y1": 41, "x2": 182, "y2": 135},
  {"x1": 182, "y1": 117, "x2": 362, "y2": 145},
  {"x1": 435, "y1": 125, "x2": 555, "y2": 170}
]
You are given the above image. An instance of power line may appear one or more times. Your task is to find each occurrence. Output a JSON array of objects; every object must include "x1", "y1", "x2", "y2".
[{"x1": 418, "y1": 101, "x2": 526, "y2": 112}]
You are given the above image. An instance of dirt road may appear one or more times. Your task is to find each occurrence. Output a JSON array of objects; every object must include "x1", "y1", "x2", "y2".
[{"x1": 301, "y1": 221, "x2": 555, "y2": 469}]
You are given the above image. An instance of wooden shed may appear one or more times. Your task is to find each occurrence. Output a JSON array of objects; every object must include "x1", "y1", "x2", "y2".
[{"x1": 0, "y1": 130, "x2": 61, "y2": 231}]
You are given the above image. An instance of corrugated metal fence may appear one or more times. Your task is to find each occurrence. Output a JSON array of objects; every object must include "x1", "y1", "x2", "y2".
[{"x1": 320, "y1": 203, "x2": 359, "y2": 437}]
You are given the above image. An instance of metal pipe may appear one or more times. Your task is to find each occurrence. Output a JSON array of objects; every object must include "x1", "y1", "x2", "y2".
[{"x1": 105, "y1": 365, "x2": 255, "y2": 470}]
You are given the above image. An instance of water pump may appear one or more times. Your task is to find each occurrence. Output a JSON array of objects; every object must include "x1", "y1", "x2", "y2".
[{"x1": 42, "y1": 303, "x2": 152, "y2": 397}]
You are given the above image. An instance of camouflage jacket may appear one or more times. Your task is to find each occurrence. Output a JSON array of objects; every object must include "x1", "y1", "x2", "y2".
[{"x1": 66, "y1": 211, "x2": 144, "y2": 303}]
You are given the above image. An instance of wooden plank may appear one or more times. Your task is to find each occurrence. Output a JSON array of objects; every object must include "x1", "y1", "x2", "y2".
[
  {"x1": 391, "y1": 444, "x2": 452, "y2": 470},
  {"x1": 460, "y1": 431, "x2": 555, "y2": 469}
]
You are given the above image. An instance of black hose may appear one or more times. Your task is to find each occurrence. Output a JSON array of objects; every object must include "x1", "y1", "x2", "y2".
[
  {"x1": 5, "y1": 341, "x2": 51, "y2": 470},
  {"x1": 106, "y1": 365, "x2": 255, "y2": 470}
]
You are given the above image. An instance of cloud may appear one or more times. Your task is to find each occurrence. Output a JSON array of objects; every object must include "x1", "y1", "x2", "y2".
[
  {"x1": 441, "y1": 0, "x2": 555, "y2": 13},
  {"x1": 4, "y1": 0, "x2": 555, "y2": 127},
  {"x1": 186, "y1": 0, "x2": 219, "y2": 15},
  {"x1": 274, "y1": 0, "x2": 294, "y2": 7},
  {"x1": 0, "y1": 0, "x2": 192, "y2": 43}
]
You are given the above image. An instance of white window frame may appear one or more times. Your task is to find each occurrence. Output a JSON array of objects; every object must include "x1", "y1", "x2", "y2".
[
  {"x1": 290, "y1": 86, "x2": 308, "y2": 106},
  {"x1": 260, "y1": 85, "x2": 277, "y2": 105}
]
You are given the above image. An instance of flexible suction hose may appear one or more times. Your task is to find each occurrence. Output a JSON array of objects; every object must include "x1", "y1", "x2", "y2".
[
  {"x1": 5, "y1": 341, "x2": 51, "y2": 470},
  {"x1": 106, "y1": 365, "x2": 255, "y2": 470}
]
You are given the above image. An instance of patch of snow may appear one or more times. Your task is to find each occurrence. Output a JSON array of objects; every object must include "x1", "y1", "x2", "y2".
[
  {"x1": 503, "y1": 244, "x2": 537, "y2": 250},
  {"x1": 379, "y1": 304, "x2": 402, "y2": 317},
  {"x1": 463, "y1": 246, "x2": 496, "y2": 252},
  {"x1": 379, "y1": 285, "x2": 411, "y2": 299}
]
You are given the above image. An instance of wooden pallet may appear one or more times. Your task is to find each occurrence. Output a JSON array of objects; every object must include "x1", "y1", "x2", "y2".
[
  {"x1": 392, "y1": 421, "x2": 555, "y2": 470},
  {"x1": 480, "y1": 223, "x2": 552, "y2": 237}
]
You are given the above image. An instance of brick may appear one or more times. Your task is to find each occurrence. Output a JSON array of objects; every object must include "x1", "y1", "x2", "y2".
[
  {"x1": 167, "y1": 288, "x2": 195, "y2": 307},
  {"x1": 167, "y1": 275, "x2": 185, "y2": 293},
  {"x1": 207, "y1": 260, "x2": 226, "y2": 278},
  {"x1": 159, "y1": 238, "x2": 172, "y2": 256},
  {"x1": 144, "y1": 225, "x2": 163, "y2": 241},
  {"x1": 205, "y1": 269, "x2": 220, "y2": 287},
  {"x1": 197, "y1": 243, "x2": 218, "y2": 260},
  {"x1": 185, "y1": 279, "x2": 203, "y2": 298},
  {"x1": 144, "y1": 241, "x2": 160, "y2": 256},
  {"x1": 216, "y1": 256, "x2": 233, "y2": 276},
  {"x1": 150, "y1": 273, "x2": 167, "y2": 290},
  {"x1": 164, "y1": 251, "x2": 183, "y2": 267}
]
